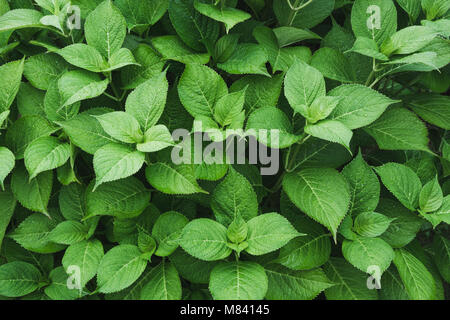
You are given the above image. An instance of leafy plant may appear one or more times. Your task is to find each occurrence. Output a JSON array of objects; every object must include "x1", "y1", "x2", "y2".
[{"x1": 0, "y1": 0, "x2": 449, "y2": 301}]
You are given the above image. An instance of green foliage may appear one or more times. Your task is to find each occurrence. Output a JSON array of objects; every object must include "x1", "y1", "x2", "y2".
[{"x1": 0, "y1": 0, "x2": 448, "y2": 302}]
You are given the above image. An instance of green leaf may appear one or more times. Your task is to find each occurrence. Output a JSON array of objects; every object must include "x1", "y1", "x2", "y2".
[
  {"x1": 0, "y1": 189, "x2": 16, "y2": 250},
  {"x1": 24, "y1": 136, "x2": 71, "y2": 180},
  {"x1": 353, "y1": 212, "x2": 393, "y2": 237},
  {"x1": 0, "y1": 59, "x2": 24, "y2": 112},
  {"x1": 179, "y1": 218, "x2": 232, "y2": 261},
  {"x1": 342, "y1": 236, "x2": 394, "y2": 274},
  {"x1": 146, "y1": 163, "x2": 207, "y2": 195},
  {"x1": 168, "y1": 0, "x2": 219, "y2": 51},
  {"x1": 419, "y1": 176, "x2": 443, "y2": 213},
  {"x1": 323, "y1": 257, "x2": 378, "y2": 300},
  {"x1": 341, "y1": 151, "x2": 380, "y2": 215},
  {"x1": 374, "y1": 163, "x2": 422, "y2": 211},
  {"x1": 393, "y1": 249, "x2": 437, "y2": 300},
  {"x1": 273, "y1": 26, "x2": 321, "y2": 47},
  {"x1": 97, "y1": 244, "x2": 147, "y2": 293},
  {"x1": 105, "y1": 48, "x2": 138, "y2": 71},
  {"x1": 265, "y1": 265, "x2": 334, "y2": 300},
  {"x1": 284, "y1": 60, "x2": 325, "y2": 110},
  {"x1": 11, "y1": 164, "x2": 53, "y2": 216},
  {"x1": 178, "y1": 64, "x2": 228, "y2": 118},
  {"x1": 48, "y1": 221, "x2": 88, "y2": 245},
  {"x1": 0, "y1": 110, "x2": 9, "y2": 128},
  {"x1": 137, "y1": 125, "x2": 174, "y2": 153},
  {"x1": 347, "y1": 37, "x2": 389, "y2": 61},
  {"x1": 409, "y1": 94, "x2": 450, "y2": 130},
  {"x1": 310, "y1": 47, "x2": 355, "y2": 83},
  {"x1": 283, "y1": 168, "x2": 350, "y2": 239},
  {"x1": 194, "y1": 0, "x2": 250, "y2": 33},
  {"x1": 351, "y1": 0, "x2": 397, "y2": 45},
  {"x1": 140, "y1": 260, "x2": 182, "y2": 300},
  {"x1": 152, "y1": 211, "x2": 188, "y2": 257},
  {"x1": 8, "y1": 213, "x2": 66, "y2": 254},
  {"x1": 58, "y1": 70, "x2": 109, "y2": 107},
  {"x1": 303, "y1": 96, "x2": 341, "y2": 124},
  {"x1": 246, "y1": 106, "x2": 301, "y2": 149},
  {"x1": 211, "y1": 168, "x2": 258, "y2": 225},
  {"x1": 0, "y1": 147, "x2": 14, "y2": 190},
  {"x1": 44, "y1": 267, "x2": 86, "y2": 300},
  {"x1": 209, "y1": 261, "x2": 268, "y2": 300},
  {"x1": 396, "y1": 0, "x2": 421, "y2": 22},
  {"x1": 57, "y1": 44, "x2": 107, "y2": 72},
  {"x1": 328, "y1": 84, "x2": 398, "y2": 129},
  {"x1": 226, "y1": 217, "x2": 248, "y2": 244},
  {"x1": 432, "y1": 235, "x2": 450, "y2": 283},
  {"x1": 84, "y1": 0, "x2": 127, "y2": 59},
  {"x1": 86, "y1": 177, "x2": 150, "y2": 219},
  {"x1": 305, "y1": 120, "x2": 353, "y2": 151},
  {"x1": 365, "y1": 108, "x2": 431, "y2": 152},
  {"x1": 422, "y1": 0, "x2": 450, "y2": 20},
  {"x1": 0, "y1": 262, "x2": 41, "y2": 297},
  {"x1": 214, "y1": 33, "x2": 239, "y2": 63},
  {"x1": 93, "y1": 143, "x2": 145, "y2": 190},
  {"x1": 152, "y1": 35, "x2": 210, "y2": 65},
  {"x1": 44, "y1": 78, "x2": 80, "y2": 122},
  {"x1": 23, "y1": 53, "x2": 68, "y2": 91},
  {"x1": 58, "y1": 108, "x2": 117, "y2": 155},
  {"x1": 62, "y1": 239, "x2": 104, "y2": 287},
  {"x1": 93, "y1": 111, "x2": 143, "y2": 144},
  {"x1": 0, "y1": 9, "x2": 43, "y2": 32},
  {"x1": 115, "y1": 0, "x2": 168, "y2": 29},
  {"x1": 381, "y1": 26, "x2": 437, "y2": 56},
  {"x1": 59, "y1": 183, "x2": 86, "y2": 221},
  {"x1": 245, "y1": 213, "x2": 301, "y2": 256},
  {"x1": 125, "y1": 71, "x2": 169, "y2": 132},
  {"x1": 217, "y1": 43, "x2": 269, "y2": 76},
  {"x1": 213, "y1": 89, "x2": 246, "y2": 127},
  {"x1": 274, "y1": 0, "x2": 335, "y2": 29}
]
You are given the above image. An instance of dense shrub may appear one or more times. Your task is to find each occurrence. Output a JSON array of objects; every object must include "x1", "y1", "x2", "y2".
[{"x1": 0, "y1": 0, "x2": 449, "y2": 300}]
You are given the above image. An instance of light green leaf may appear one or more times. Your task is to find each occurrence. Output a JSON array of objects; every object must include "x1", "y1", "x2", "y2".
[
  {"x1": 125, "y1": 71, "x2": 168, "y2": 132},
  {"x1": 0, "y1": 9, "x2": 43, "y2": 32},
  {"x1": 152, "y1": 211, "x2": 188, "y2": 257},
  {"x1": 93, "y1": 111, "x2": 143, "y2": 144},
  {"x1": 419, "y1": 176, "x2": 443, "y2": 213},
  {"x1": 381, "y1": 26, "x2": 437, "y2": 56},
  {"x1": 354, "y1": 212, "x2": 393, "y2": 237},
  {"x1": 23, "y1": 53, "x2": 68, "y2": 91},
  {"x1": 213, "y1": 89, "x2": 246, "y2": 127},
  {"x1": 217, "y1": 43, "x2": 269, "y2": 76},
  {"x1": 246, "y1": 213, "x2": 301, "y2": 256},
  {"x1": 48, "y1": 221, "x2": 89, "y2": 245},
  {"x1": 86, "y1": 176, "x2": 150, "y2": 219},
  {"x1": 58, "y1": 70, "x2": 108, "y2": 107},
  {"x1": 178, "y1": 64, "x2": 228, "y2": 118},
  {"x1": 328, "y1": 84, "x2": 398, "y2": 129},
  {"x1": 347, "y1": 37, "x2": 389, "y2": 61},
  {"x1": 226, "y1": 217, "x2": 248, "y2": 244},
  {"x1": 57, "y1": 44, "x2": 107, "y2": 72},
  {"x1": 146, "y1": 163, "x2": 207, "y2": 195},
  {"x1": 140, "y1": 260, "x2": 182, "y2": 300},
  {"x1": 0, "y1": 189, "x2": 16, "y2": 250},
  {"x1": 137, "y1": 125, "x2": 174, "y2": 153},
  {"x1": 44, "y1": 78, "x2": 80, "y2": 122},
  {"x1": 0, "y1": 262, "x2": 41, "y2": 297},
  {"x1": 11, "y1": 164, "x2": 53, "y2": 216},
  {"x1": 115, "y1": 0, "x2": 168, "y2": 29},
  {"x1": 209, "y1": 261, "x2": 268, "y2": 300},
  {"x1": 104, "y1": 47, "x2": 138, "y2": 71},
  {"x1": 393, "y1": 249, "x2": 437, "y2": 300},
  {"x1": 305, "y1": 120, "x2": 353, "y2": 151},
  {"x1": 396, "y1": 0, "x2": 421, "y2": 22},
  {"x1": 375, "y1": 163, "x2": 422, "y2": 211},
  {"x1": 44, "y1": 267, "x2": 86, "y2": 300},
  {"x1": 304, "y1": 96, "x2": 341, "y2": 124},
  {"x1": 311, "y1": 47, "x2": 355, "y2": 83},
  {"x1": 283, "y1": 168, "x2": 350, "y2": 239},
  {"x1": 93, "y1": 143, "x2": 145, "y2": 190},
  {"x1": 0, "y1": 147, "x2": 14, "y2": 190},
  {"x1": 265, "y1": 265, "x2": 334, "y2": 300},
  {"x1": 152, "y1": 35, "x2": 210, "y2": 65},
  {"x1": 365, "y1": 108, "x2": 431, "y2": 153},
  {"x1": 341, "y1": 151, "x2": 380, "y2": 215},
  {"x1": 422, "y1": 0, "x2": 450, "y2": 20},
  {"x1": 342, "y1": 237, "x2": 394, "y2": 274},
  {"x1": 324, "y1": 257, "x2": 378, "y2": 300},
  {"x1": 97, "y1": 244, "x2": 147, "y2": 293},
  {"x1": 179, "y1": 218, "x2": 232, "y2": 261},
  {"x1": 211, "y1": 167, "x2": 258, "y2": 225},
  {"x1": 273, "y1": 26, "x2": 321, "y2": 47},
  {"x1": 274, "y1": 0, "x2": 335, "y2": 29},
  {"x1": 24, "y1": 136, "x2": 71, "y2": 180},
  {"x1": 285, "y1": 60, "x2": 326, "y2": 110},
  {"x1": 194, "y1": 0, "x2": 251, "y2": 33},
  {"x1": 59, "y1": 183, "x2": 86, "y2": 221},
  {"x1": 214, "y1": 33, "x2": 239, "y2": 63},
  {"x1": 0, "y1": 59, "x2": 24, "y2": 112},
  {"x1": 409, "y1": 94, "x2": 450, "y2": 130},
  {"x1": 84, "y1": 0, "x2": 127, "y2": 59},
  {"x1": 62, "y1": 239, "x2": 104, "y2": 287},
  {"x1": 351, "y1": 0, "x2": 397, "y2": 45}
]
